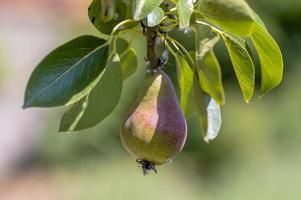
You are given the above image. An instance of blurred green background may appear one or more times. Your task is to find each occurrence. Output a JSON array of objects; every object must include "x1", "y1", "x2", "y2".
[{"x1": 0, "y1": 0, "x2": 301, "y2": 199}]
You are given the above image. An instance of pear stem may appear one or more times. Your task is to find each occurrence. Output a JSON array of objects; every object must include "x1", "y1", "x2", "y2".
[{"x1": 145, "y1": 26, "x2": 159, "y2": 69}]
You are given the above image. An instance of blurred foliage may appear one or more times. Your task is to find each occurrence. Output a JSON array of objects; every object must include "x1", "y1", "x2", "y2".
[{"x1": 20, "y1": 0, "x2": 301, "y2": 199}]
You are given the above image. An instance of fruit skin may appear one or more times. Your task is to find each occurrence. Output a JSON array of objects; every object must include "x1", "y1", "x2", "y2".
[{"x1": 121, "y1": 69, "x2": 187, "y2": 165}]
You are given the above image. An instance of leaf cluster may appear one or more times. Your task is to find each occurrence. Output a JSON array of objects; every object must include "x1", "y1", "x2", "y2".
[{"x1": 24, "y1": 0, "x2": 283, "y2": 141}]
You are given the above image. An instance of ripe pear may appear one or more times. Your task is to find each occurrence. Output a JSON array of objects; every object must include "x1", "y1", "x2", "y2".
[{"x1": 121, "y1": 69, "x2": 187, "y2": 172}]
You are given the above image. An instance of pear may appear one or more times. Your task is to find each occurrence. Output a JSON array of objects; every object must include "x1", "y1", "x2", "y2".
[{"x1": 121, "y1": 69, "x2": 187, "y2": 174}]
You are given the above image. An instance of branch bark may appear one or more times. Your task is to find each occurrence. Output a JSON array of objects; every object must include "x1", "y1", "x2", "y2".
[{"x1": 146, "y1": 26, "x2": 158, "y2": 69}]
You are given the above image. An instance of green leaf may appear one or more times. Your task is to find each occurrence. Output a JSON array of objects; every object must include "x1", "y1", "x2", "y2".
[
  {"x1": 121, "y1": 49, "x2": 138, "y2": 80},
  {"x1": 250, "y1": 8, "x2": 266, "y2": 29},
  {"x1": 24, "y1": 35, "x2": 109, "y2": 108},
  {"x1": 193, "y1": 76, "x2": 208, "y2": 138},
  {"x1": 195, "y1": 25, "x2": 225, "y2": 105},
  {"x1": 60, "y1": 54, "x2": 123, "y2": 131},
  {"x1": 199, "y1": 0, "x2": 255, "y2": 36},
  {"x1": 178, "y1": 0, "x2": 194, "y2": 29},
  {"x1": 111, "y1": 38, "x2": 137, "y2": 80},
  {"x1": 142, "y1": 7, "x2": 165, "y2": 27},
  {"x1": 175, "y1": 56, "x2": 194, "y2": 116},
  {"x1": 110, "y1": 37, "x2": 129, "y2": 55},
  {"x1": 251, "y1": 23, "x2": 283, "y2": 96},
  {"x1": 200, "y1": 51, "x2": 225, "y2": 103},
  {"x1": 99, "y1": 0, "x2": 116, "y2": 22},
  {"x1": 185, "y1": 87, "x2": 197, "y2": 120},
  {"x1": 193, "y1": 75, "x2": 208, "y2": 141},
  {"x1": 196, "y1": 33, "x2": 220, "y2": 59},
  {"x1": 59, "y1": 97, "x2": 88, "y2": 132},
  {"x1": 133, "y1": 0, "x2": 163, "y2": 20},
  {"x1": 169, "y1": 0, "x2": 178, "y2": 4},
  {"x1": 222, "y1": 32, "x2": 255, "y2": 102},
  {"x1": 88, "y1": 0, "x2": 127, "y2": 35},
  {"x1": 193, "y1": 78, "x2": 221, "y2": 143}
]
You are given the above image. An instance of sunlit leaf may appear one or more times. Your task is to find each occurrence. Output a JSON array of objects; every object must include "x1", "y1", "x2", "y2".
[
  {"x1": 133, "y1": 0, "x2": 163, "y2": 20},
  {"x1": 193, "y1": 77, "x2": 222, "y2": 142},
  {"x1": 204, "y1": 97, "x2": 222, "y2": 143},
  {"x1": 251, "y1": 23, "x2": 283, "y2": 96},
  {"x1": 178, "y1": 0, "x2": 194, "y2": 29},
  {"x1": 195, "y1": 25, "x2": 225, "y2": 105},
  {"x1": 222, "y1": 32, "x2": 255, "y2": 102},
  {"x1": 142, "y1": 7, "x2": 165, "y2": 27},
  {"x1": 199, "y1": 0, "x2": 255, "y2": 36},
  {"x1": 24, "y1": 36, "x2": 109, "y2": 108},
  {"x1": 201, "y1": 52, "x2": 225, "y2": 103},
  {"x1": 250, "y1": 8, "x2": 266, "y2": 29},
  {"x1": 175, "y1": 56, "x2": 194, "y2": 116}
]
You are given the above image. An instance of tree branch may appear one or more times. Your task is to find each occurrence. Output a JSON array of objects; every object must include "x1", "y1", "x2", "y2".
[{"x1": 146, "y1": 26, "x2": 158, "y2": 69}]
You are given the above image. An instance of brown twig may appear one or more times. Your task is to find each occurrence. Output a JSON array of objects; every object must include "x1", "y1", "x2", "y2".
[{"x1": 145, "y1": 26, "x2": 159, "y2": 69}]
